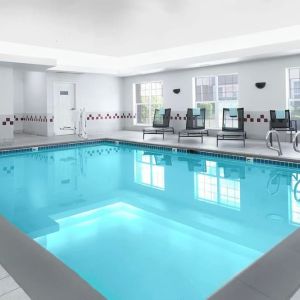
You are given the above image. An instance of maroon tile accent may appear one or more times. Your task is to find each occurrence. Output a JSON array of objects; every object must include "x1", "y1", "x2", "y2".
[{"x1": 244, "y1": 113, "x2": 269, "y2": 124}]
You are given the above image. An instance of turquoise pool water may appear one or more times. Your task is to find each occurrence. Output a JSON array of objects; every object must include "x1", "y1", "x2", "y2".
[{"x1": 0, "y1": 142, "x2": 299, "y2": 299}]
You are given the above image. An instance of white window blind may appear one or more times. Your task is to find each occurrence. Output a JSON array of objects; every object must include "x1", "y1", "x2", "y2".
[
  {"x1": 287, "y1": 68, "x2": 300, "y2": 120},
  {"x1": 134, "y1": 81, "x2": 163, "y2": 125},
  {"x1": 193, "y1": 74, "x2": 239, "y2": 128}
]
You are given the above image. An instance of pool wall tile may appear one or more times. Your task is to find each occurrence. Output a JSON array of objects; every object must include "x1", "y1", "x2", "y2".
[{"x1": 0, "y1": 138, "x2": 300, "y2": 170}]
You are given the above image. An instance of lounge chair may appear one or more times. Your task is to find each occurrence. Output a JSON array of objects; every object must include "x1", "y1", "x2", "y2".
[
  {"x1": 217, "y1": 108, "x2": 246, "y2": 147},
  {"x1": 143, "y1": 108, "x2": 174, "y2": 140},
  {"x1": 178, "y1": 108, "x2": 208, "y2": 142},
  {"x1": 269, "y1": 110, "x2": 297, "y2": 144}
]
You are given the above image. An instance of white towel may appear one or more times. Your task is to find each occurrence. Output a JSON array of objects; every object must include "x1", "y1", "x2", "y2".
[
  {"x1": 193, "y1": 108, "x2": 201, "y2": 116},
  {"x1": 229, "y1": 108, "x2": 238, "y2": 117},
  {"x1": 159, "y1": 108, "x2": 165, "y2": 115},
  {"x1": 275, "y1": 110, "x2": 285, "y2": 119}
]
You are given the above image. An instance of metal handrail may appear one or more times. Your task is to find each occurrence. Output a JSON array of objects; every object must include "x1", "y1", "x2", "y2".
[
  {"x1": 293, "y1": 132, "x2": 300, "y2": 153},
  {"x1": 266, "y1": 130, "x2": 282, "y2": 156}
]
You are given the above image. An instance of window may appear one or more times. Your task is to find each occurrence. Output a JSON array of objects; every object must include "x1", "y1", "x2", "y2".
[
  {"x1": 134, "y1": 150, "x2": 165, "y2": 190},
  {"x1": 134, "y1": 81, "x2": 163, "y2": 125},
  {"x1": 193, "y1": 74, "x2": 238, "y2": 128},
  {"x1": 287, "y1": 68, "x2": 300, "y2": 119}
]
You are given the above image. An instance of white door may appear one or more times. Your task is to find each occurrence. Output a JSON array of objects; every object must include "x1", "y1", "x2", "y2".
[{"x1": 54, "y1": 83, "x2": 76, "y2": 135}]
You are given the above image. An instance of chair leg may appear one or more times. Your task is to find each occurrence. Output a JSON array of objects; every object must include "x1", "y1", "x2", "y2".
[
  {"x1": 143, "y1": 132, "x2": 145, "y2": 140},
  {"x1": 163, "y1": 132, "x2": 165, "y2": 140},
  {"x1": 216, "y1": 137, "x2": 219, "y2": 147},
  {"x1": 290, "y1": 130, "x2": 293, "y2": 143},
  {"x1": 201, "y1": 135, "x2": 203, "y2": 143},
  {"x1": 178, "y1": 134, "x2": 180, "y2": 143}
]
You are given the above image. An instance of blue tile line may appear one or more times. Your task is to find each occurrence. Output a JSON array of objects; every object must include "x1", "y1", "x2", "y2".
[{"x1": 0, "y1": 139, "x2": 299, "y2": 169}]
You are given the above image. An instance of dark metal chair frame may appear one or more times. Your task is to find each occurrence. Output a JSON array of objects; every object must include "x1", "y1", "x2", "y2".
[
  {"x1": 269, "y1": 110, "x2": 298, "y2": 144},
  {"x1": 178, "y1": 108, "x2": 208, "y2": 142},
  {"x1": 143, "y1": 108, "x2": 174, "y2": 140},
  {"x1": 217, "y1": 108, "x2": 246, "y2": 147}
]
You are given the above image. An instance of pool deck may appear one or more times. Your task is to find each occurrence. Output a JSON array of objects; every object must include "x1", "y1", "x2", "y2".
[
  {"x1": 1, "y1": 131, "x2": 300, "y2": 300},
  {"x1": 1, "y1": 131, "x2": 300, "y2": 163}
]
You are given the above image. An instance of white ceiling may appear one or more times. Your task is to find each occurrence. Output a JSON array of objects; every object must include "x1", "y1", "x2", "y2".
[{"x1": 1, "y1": 0, "x2": 300, "y2": 75}]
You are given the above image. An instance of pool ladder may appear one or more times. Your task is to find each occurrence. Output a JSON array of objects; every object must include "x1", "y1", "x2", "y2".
[
  {"x1": 293, "y1": 132, "x2": 300, "y2": 153},
  {"x1": 266, "y1": 130, "x2": 282, "y2": 156}
]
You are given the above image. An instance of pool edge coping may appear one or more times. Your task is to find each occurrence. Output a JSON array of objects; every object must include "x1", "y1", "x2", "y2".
[
  {"x1": 0, "y1": 136, "x2": 300, "y2": 167},
  {"x1": 0, "y1": 215, "x2": 106, "y2": 300},
  {"x1": 208, "y1": 228, "x2": 300, "y2": 300}
]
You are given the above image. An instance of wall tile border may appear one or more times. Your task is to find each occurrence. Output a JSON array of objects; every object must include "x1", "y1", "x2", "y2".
[
  {"x1": 86, "y1": 112, "x2": 136, "y2": 120},
  {"x1": 0, "y1": 115, "x2": 14, "y2": 126},
  {"x1": 14, "y1": 114, "x2": 54, "y2": 123}
]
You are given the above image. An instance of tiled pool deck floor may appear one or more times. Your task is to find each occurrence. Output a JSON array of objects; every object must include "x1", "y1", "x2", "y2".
[
  {"x1": 0, "y1": 265, "x2": 30, "y2": 300},
  {"x1": 1, "y1": 131, "x2": 300, "y2": 300},
  {"x1": 1, "y1": 131, "x2": 300, "y2": 162}
]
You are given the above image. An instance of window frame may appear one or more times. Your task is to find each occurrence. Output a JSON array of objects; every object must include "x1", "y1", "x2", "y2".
[
  {"x1": 133, "y1": 81, "x2": 164, "y2": 126},
  {"x1": 286, "y1": 67, "x2": 300, "y2": 120},
  {"x1": 192, "y1": 73, "x2": 239, "y2": 129}
]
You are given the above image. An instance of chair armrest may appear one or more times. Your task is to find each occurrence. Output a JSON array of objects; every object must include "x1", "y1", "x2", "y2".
[{"x1": 291, "y1": 120, "x2": 298, "y2": 132}]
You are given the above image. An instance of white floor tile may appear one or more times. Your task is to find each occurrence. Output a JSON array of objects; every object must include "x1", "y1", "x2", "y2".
[
  {"x1": 0, "y1": 266, "x2": 8, "y2": 281},
  {"x1": 0, "y1": 277, "x2": 19, "y2": 297},
  {"x1": 0, "y1": 288, "x2": 30, "y2": 300}
]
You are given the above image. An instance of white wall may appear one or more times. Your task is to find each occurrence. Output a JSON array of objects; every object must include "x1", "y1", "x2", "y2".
[
  {"x1": 13, "y1": 69, "x2": 24, "y2": 133},
  {"x1": 13, "y1": 70, "x2": 24, "y2": 114},
  {"x1": 122, "y1": 54, "x2": 300, "y2": 139},
  {"x1": 0, "y1": 66, "x2": 14, "y2": 141},
  {"x1": 4, "y1": 53, "x2": 300, "y2": 140},
  {"x1": 22, "y1": 71, "x2": 48, "y2": 135},
  {"x1": 47, "y1": 72, "x2": 124, "y2": 134},
  {"x1": 0, "y1": 67, "x2": 14, "y2": 114},
  {"x1": 23, "y1": 71, "x2": 47, "y2": 114}
]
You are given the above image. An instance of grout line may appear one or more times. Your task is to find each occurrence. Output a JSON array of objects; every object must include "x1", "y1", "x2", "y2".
[
  {"x1": 0, "y1": 274, "x2": 10, "y2": 281},
  {"x1": 0, "y1": 287, "x2": 21, "y2": 299},
  {"x1": 236, "y1": 279, "x2": 271, "y2": 299}
]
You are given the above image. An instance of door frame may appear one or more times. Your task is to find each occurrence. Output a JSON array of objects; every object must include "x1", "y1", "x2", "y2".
[{"x1": 53, "y1": 81, "x2": 77, "y2": 136}]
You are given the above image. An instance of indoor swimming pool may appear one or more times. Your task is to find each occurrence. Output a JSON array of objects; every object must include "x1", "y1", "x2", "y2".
[{"x1": 0, "y1": 141, "x2": 299, "y2": 299}]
